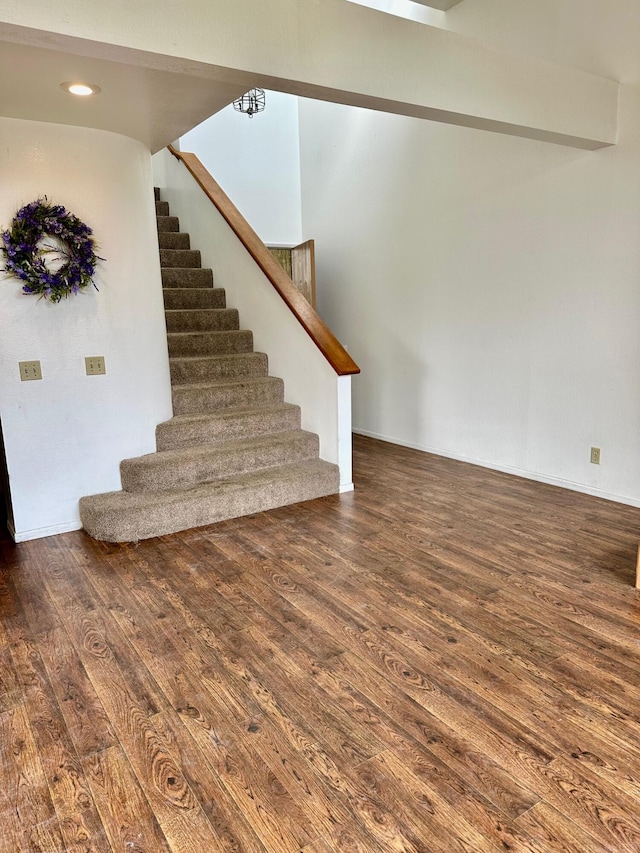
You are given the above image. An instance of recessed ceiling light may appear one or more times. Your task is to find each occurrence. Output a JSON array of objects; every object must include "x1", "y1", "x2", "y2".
[{"x1": 60, "y1": 82, "x2": 101, "y2": 97}]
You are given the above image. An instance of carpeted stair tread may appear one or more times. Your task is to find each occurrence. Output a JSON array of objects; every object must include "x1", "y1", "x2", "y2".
[
  {"x1": 165, "y1": 308, "x2": 239, "y2": 333},
  {"x1": 172, "y1": 376, "x2": 284, "y2": 414},
  {"x1": 79, "y1": 459, "x2": 340, "y2": 542},
  {"x1": 169, "y1": 352, "x2": 268, "y2": 384},
  {"x1": 160, "y1": 248, "x2": 201, "y2": 268},
  {"x1": 167, "y1": 329, "x2": 253, "y2": 357},
  {"x1": 155, "y1": 200, "x2": 169, "y2": 216},
  {"x1": 157, "y1": 216, "x2": 180, "y2": 233},
  {"x1": 156, "y1": 403, "x2": 301, "y2": 450},
  {"x1": 121, "y1": 430, "x2": 319, "y2": 492},
  {"x1": 162, "y1": 268, "x2": 214, "y2": 288},
  {"x1": 158, "y1": 232, "x2": 190, "y2": 249},
  {"x1": 163, "y1": 288, "x2": 226, "y2": 310}
]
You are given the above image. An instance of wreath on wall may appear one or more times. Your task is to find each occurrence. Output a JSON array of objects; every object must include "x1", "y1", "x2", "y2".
[{"x1": 1, "y1": 198, "x2": 102, "y2": 303}]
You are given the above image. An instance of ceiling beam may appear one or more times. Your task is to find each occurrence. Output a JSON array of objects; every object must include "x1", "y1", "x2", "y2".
[{"x1": 0, "y1": 0, "x2": 618, "y2": 151}]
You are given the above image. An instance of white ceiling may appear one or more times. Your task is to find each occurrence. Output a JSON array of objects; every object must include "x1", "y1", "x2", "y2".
[{"x1": 0, "y1": 36, "x2": 250, "y2": 152}]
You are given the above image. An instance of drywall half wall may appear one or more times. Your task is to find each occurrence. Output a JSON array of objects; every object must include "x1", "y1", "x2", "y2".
[
  {"x1": 181, "y1": 92, "x2": 303, "y2": 246},
  {"x1": 0, "y1": 117, "x2": 171, "y2": 541}
]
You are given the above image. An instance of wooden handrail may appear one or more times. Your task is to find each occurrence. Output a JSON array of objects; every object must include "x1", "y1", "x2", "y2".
[{"x1": 168, "y1": 145, "x2": 360, "y2": 377}]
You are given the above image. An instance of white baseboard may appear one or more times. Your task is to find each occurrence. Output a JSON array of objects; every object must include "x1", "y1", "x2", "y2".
[
  {"x1": 10, "y1": 520, "x2": 83, "y2": 543},
  {"x1": 339, "y1": 482, "x2": 355, "y2": 493},
  {"x1": 353, "y1": 428, "x2": 640, "y2": 509}
]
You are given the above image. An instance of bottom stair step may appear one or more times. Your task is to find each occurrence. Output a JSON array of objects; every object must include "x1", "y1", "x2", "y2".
[{"x1": 79, "y1": 459, "x2": 340, "y2": 543}]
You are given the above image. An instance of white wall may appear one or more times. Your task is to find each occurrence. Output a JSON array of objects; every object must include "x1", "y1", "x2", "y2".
[
  {"x1": 298, "y1": 0, "x2": 640, "y2": 506},
  {"x1": 0, "y1": 117, "x2": 171, "y2": 540},
  {"x1": 181, "y1": 92, "x2": 303, "y2": 245}
]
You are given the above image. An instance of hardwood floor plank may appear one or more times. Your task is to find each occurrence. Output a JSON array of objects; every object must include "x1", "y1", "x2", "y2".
[
  {"x1": 33, "y1": 545, "x2": 168, "y2": 719},
  {"x1": 310, "y1": 647, "x2": 541, "y2": 819},
  {"x1": 532, "y1": 755, "x2": 640, "y2": 852},
  {"x1": 361, "y1": 750, "x2": 509, "y2": 853},
  {"x1": 154, "y1": 709, "x2": 269, "y2": 853},
  {"x1": 341, "y1": 625, "x2": 557, "y2": 764},
  {"x1": 514, "y1": 801, "x2": 616, "y2": 853},
  {"x1": 161, "y1": 809, "x2": 224, "y2": 853},
  {"x1": 81, "y1": 563, "x2": 223, "y2": 722},
  {"x1": 4, "y1": 587, "x2": 106, "y2": 850},
  {"x1": 11, "y1": 683, "x2": 106, "y2": 850},
  {"x1": 0, "y1": 704, "x2": 65, "y2": 852},
  {"x1": 137, "y1": 536, "x2": 250, "y2": 636},
  {"x1": 299, "y1": 838, "x2": 337, "y2": 853},
  {"x1": 371, "y1": 736, "x2": 546, "y2": 852},
  {"x1": 83, "y1": 745, "x2": 171, "y2": 852},
  {"x1": 483, "y1": 589, "x2": 640, "y2": 676},
  {"x1": 36, "y1": 624, "x2": 117, "y2": 760},
  {"x1": 24, "y1": 556, "x2": 208, "y2": 832},
  {"x1": 113, "y1": 565, "x2": 264, "y2": 724},
  {"x1": 239, "y1": 712, "x2": 355, "y2": 838},
  {"x1": 297, "y1": 740, "x2": 426, "y2": 853},
  {"x1": 223, "y1": 626, "x2": 385, "y2": 767},
  {"x1": 181, "y1": 710, "x2": 315, "y2": 852},
  {"x1": 0, "y1": 637, "x2": 21, "y2": 712}
]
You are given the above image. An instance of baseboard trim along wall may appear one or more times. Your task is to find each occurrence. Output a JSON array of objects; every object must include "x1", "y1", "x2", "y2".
[
  {"x1": 10, "y1": 520, "x2": 83, "y2": 543},
  {"x1": 353, "y1": 428, "x2": 640, "y2": 510}
]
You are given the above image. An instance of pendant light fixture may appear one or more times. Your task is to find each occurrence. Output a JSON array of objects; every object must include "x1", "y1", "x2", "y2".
[{"x1": 233, "y1": 88, "x2": 266, "y2": 118}]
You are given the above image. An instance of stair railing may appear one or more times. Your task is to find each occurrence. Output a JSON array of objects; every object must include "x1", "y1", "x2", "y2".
[{"x1": 168, "y1": 145, "x2": 359, "y2": 377}]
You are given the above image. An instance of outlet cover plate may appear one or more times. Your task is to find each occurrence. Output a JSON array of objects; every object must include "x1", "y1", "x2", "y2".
[
  {"x1": 19, "y1": 360, "x2": 42, "y2": 381},
  {"x1": 85, "y1": 356, "x2": 106, "y2": 376}
]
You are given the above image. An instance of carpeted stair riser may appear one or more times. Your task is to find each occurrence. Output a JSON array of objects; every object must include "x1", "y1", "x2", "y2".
[
  {"x1": 163, "y1": 289, "x2": 226, "y2": 310},
  {"x1": 165, "y1": 308, "x2": 239, "y2": 333},
  {"x1": 160, "y1": 249, "x2": 202, "y2": 268},
  {"x1": 121, "y1": 430, "x2": 320, "y2": 492},
  {"x1": 154, "y1": 187, "x2": 161, "y2": 201},
  {"x1": 157, "y1": 216, "x2": 180, "y2": 233},
  {"x1": 169, "y1": 352, "x2": 268, "y2": 384},
  {"x1": 155, "y1": 200, "x2": 170, "y2": 216},
  {"x1": 172, "y1": 377, "x2": 284, "y2": 414},
  {"x1": 167, "y1": 330, "x2": 253, "y2": 357},
  {"x1": 80, "y1": 459, "x2": 340, "y2": 542},
  {"x1": 156, "y1": 403, "x2": 302, "y2": 451},
  {"x1": 158, "y1": 232, "x2": 190, "y2": 250},
  {"x1": 162, "y1": 268, "x2": 214, "y2": 289}
]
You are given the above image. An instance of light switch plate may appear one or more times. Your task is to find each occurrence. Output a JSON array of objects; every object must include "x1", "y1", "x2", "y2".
[{"x1": 19, "y1": 360, "x2": 42, "y2": 381}]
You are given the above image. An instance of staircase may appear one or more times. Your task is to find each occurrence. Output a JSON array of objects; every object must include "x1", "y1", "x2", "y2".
[{"x1": 79, "y1": 191, "x2": 339, "y2": 542}]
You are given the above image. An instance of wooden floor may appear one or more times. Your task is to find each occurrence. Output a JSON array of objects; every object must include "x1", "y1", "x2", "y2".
[{"x1": 2, "y1": 435, "x2": 640, "y2": 852}]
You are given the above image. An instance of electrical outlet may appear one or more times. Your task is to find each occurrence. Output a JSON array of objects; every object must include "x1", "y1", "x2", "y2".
[
  {"x1": 18, "y1": 360, "x2": 42, "y2": 381},
  {"x1": 85, "y1": 356, "x2": 106, "y2": 376},
  {"x1": 590, "y1": 447, "x2": 601, "y2": 465}
]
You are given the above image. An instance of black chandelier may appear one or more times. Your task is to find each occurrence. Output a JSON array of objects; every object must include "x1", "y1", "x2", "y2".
[{"x1": 233, "y1": 88, "x2": 266, "y2": 119}]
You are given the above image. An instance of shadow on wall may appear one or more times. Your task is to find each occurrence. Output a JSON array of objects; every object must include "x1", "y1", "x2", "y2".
[{"x1": 0, "y1": 419, "x2": 14, "y2": 538}]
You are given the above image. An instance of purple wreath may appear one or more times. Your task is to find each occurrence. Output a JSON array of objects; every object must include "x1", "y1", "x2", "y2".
[{"x1": 1, "y1": 198, "x2": 102, "y2": 303}]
